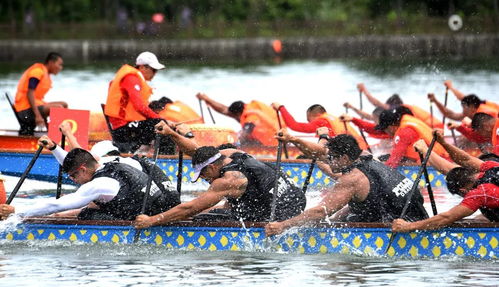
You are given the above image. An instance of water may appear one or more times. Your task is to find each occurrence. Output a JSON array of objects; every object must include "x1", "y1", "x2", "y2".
[
  {"x1": 1, "y1": 59, "x2": 499, "y2": 135},
  {"x1": 1, "y1": 59, "x2": 499, "y2": 286}
]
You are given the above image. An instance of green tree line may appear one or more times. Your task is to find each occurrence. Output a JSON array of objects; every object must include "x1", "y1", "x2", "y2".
[{"x1": 1, "y1": 0, "x2": 498, "y2": 39}]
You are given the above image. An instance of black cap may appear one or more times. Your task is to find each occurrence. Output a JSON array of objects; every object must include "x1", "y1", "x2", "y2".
[{"x1": 375, "y1": 108, "x2": 402, "y2": 131}]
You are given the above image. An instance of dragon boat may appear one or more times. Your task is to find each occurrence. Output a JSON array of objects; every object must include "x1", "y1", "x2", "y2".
[
  {"x1": 0, "y1": 150, "x2": 447, "y2": 189},
  {"x1": 0, "y1": 217, "x2": 497, "y2": 260}
]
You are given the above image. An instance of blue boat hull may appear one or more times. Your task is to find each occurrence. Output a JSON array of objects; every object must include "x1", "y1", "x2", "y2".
[
  {"x1": 0, "y1": 152, "x2": 447, "y2": 188},
  {"x1": 1, "y1": 218, "x2": 497, "y2": 260}
]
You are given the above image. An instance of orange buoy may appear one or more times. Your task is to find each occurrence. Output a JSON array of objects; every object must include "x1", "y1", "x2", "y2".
[
  {"x1": 0, "y1": 174, "x2": 6, "y2": 204},
  {"x1": 272, "y1": 39, "x2": 282, "y2": 54}
]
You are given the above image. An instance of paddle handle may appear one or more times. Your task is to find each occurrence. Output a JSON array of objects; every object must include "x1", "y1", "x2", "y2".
[
  {"x1": 139, "y1": 133, "x2": 162, "y2": 215},
  {"x1": 302, "y1": 159, "x2": 316, "y2": 193},
  {"x1": 176, "y1": 151, "x2": 183, "y2": 194},
  {"x1": 359, "y1": 90, "x2": 363, "y2": 111},
  {"x1": 270, "y1": 140, "x2": 284, "y2": 222},
  {"x1": 275, "y1": 110, "x2": 289, "y2": 159},
  {"x1": 417, "y1": 151, "x2": 438, "y2": 216},
  {"x1": 56, "y1": 134, "x2": 66, "y2": 199},
  {"x1": 198, "y1": 98, "x2": 205, "y2": 123},
  {"x1": 385, "y1": 134, "x2": 438, "y2": 253},
  {"x1": 7, "y1": 145, "x2": 44, "y2": 204},
  {"x1": 442, "y1": 87, "x2": 448, "y2": 126},
  {"x1": 207, "y1": 106, "x2": 216, "y2": 124}
]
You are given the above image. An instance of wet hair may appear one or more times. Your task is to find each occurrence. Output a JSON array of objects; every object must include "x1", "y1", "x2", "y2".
[
  {"x1": 192, "y1": 146, "x2": 226, "y2": 167},
  {"x1": 372, "y1": 107, "x2": 384, "y2": 118},
  {"x1": 62, "y1": 148, "x2": 98, "y2": 174},
  {"x1": 445, "y1": 167, "x2": 476, "y2": 195},
  {"x1": 217, "y1": 143, "x2": 238, "y2": 150},
  {"x1": 395, "y1": 105, "x2": 413, "y2": 117},
  {"x1": 149, "y1": 97, "x2": 173, "y2": 112},
  {"x1": 228, "y1": 101, "x2": 245, "y2": 116},
  {"x1": 471, "y1": 112, "x2": 494, "y2": 131},
  {"x1": 386, "y1": 94, "x2": 403, "y2": 107},
  {"x1": 106, "y1": 150, "x2": 121, "y2": 156},
  {"x1": 44, "y1": 52, "x2": 62, "y2": 64},
  {"x1": 478, "y1": 153, "x2": 499, "y2": 162},
  {"x1": 461, "y1": 94, "x2": 484, "y2": 108},
  {"x1": 326, "y1": 134, "x2": 362, "y2": 161},
  {"x1": 306, "y1": 104, "x2": 327, "y2": 115}
]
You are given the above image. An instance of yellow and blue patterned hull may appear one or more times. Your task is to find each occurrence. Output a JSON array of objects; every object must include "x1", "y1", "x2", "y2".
[
  {"x1": 0, "y1": 152, "x2": 446, "y2": 188},
  {"x1": 1, "y1": 220, "x2": 496, "y2": 260}
]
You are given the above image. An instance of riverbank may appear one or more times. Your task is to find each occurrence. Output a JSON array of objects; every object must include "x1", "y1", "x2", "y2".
[{"x1": 1, "y1": 34, "x2": 498, "y2": 63}]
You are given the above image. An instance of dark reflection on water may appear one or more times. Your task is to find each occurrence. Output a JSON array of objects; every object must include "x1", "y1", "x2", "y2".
[{"x1": 0, "y1": 241, "x2": 497, "y2": 286}]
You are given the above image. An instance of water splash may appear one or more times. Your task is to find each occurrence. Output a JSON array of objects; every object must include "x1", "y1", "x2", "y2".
[{"x1": 0, "y1": 214, "x2": 23, "y2": 234}]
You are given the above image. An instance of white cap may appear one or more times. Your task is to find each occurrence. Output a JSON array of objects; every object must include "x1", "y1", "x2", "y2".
[
  {"x1": 90, "y1": 140, "x2": 119, "y2": 158},
  {"x1": 136, "y1": 51, "x2": 165, "y2": 70}
]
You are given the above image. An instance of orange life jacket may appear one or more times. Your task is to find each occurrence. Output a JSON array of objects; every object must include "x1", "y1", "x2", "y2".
[
  {"x1": 318, "y1": 113, "x2": 368, "y2": 150},
  {"x1": 404, "y1": 104, "x2": 444, "y2": 129},
  {"x1": 159, "y1": 101, "x2": 203, "y2": 124},
  {"x1": 14, "y1": 63, "x2": 52, "y2": 112},
  {"x1": 0, "y1": 175, "x2": 5, "y2": 204},
  {"x1": 105, "y1": 65, "x2": 153, "y2": 121},
  {"x1": 240, "y1": 101, "x2": 284, "y2": 146},
  {"x1": 477, "y1": 104, "x2": 498, "y2": 118},
  {"x1": 395, "y1": 115, "x2": 449, "y2": 161},
  {"x1": 484, "y1": 101, "x2": 499, "y2": 113}
]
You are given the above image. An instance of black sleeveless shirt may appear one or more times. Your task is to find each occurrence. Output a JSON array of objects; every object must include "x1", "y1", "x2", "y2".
[
  {"x1": 220, "y1": 153, "x2": 306, "y2": 221},
  {"x1": 345, "y1": 156, "x2": 428, "y2": 222}
]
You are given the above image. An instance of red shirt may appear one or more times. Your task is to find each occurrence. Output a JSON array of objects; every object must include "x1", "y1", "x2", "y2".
[
  {"x1": 460, "y1": 161, "x2": 499, "y2": 211},
  {"x1": 109, "y1": 74, "x2": 160, "y2": 129},
  {"x1": 279, "y1": 106, "x2": 334, "y2": 136},
  {"x1": 385, "y1": 127, "x2": 420, "y2": 168},
  {"x1": 456, "y1": 124, "x2": 489, "y2": 143},
  {"x1": 351, "y1": 118, "x2": 390, "y2": 139}
]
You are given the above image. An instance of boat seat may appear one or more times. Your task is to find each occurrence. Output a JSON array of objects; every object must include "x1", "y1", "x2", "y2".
[
  {"x1": 100, "y1": 103, "x2": 139, "y2": 153},
  {"x1": 5, "y1": 92, "x2": 23, "y2": 126}
]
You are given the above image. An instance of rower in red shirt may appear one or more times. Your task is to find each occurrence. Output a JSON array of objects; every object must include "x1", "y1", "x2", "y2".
[
  {"x1": 392, "y1": 130, "x2": 499, "y2": 233},
  {"x1": 271, "y1": 103, "x2": 368, "y2": 150},
  {"x1": 374, "y1": 107, "x2": 448, "y2": 168}
]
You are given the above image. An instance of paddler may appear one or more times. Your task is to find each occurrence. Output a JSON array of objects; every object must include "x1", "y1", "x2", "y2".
[
  {"x1": 0, "y1": 144, "x2": 179, "y2": 221},
  {"x1": 358, "y1": 83, "x2": 444, "y2": 129},
  {"x1": 133, "y1": 121, "x2": 306, "y2": 228},
  {"x1": 13, "y1": 52, "x2": 67, "y2": 135},
  {"x1": 392, "y1": 130, "x2": 499, "y2": 232},
  {"x1": 195, "y1": 93, "x2": 281, "y2": 146},
  {"x1": 265, "y1": 133, "x2": 428, "y2": 236},
  {"x1": 271, "y1": 103, "x2": 368, "y2": 150},
  {"x1": 374, "y1": 107, "x2": 449, "y2": 168},
  {"x1": 104, "y1": 51, "x2": 175, "y2": 154}
]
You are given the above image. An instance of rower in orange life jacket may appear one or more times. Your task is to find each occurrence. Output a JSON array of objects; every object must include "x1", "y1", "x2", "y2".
[
  {"x1": 149, "y1": 97, "x2": 203, "y2": 124},
  {"x1": 357, "y1": 83, "x2": 443, "y2": 129},
  {"x1": 104, "y1": 51, "x2": 175, "y2": 154},
  {"x1": 375, "y1": 107, "x2": 449, "y2": 168},
  {"x1": 195, "y1": 93, "x2": 283, "y2": 146},
  {"x1": 13, "y1": 52, "x2": 68, "y2": 136}
]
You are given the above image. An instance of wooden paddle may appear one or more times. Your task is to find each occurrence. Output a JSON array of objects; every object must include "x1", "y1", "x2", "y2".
[
  {"x1": 6, "y1": 142, "x2": 45, "y2": 204},
  {"x1": 430, "y1": 101, "x2": 434, "y2": 129},
  {"x1": 417, "y1": 151, "x2": 438, "y2": 216},
  {"x1": 207, "y1": 106, "x2": 216, "y2": 124},
  {"x1": 133, "y1": 133, "x2": 162, "y2": 243},
  {"x1": 384, "y1": 133, "x2": 438, "y2": 254},
  {"x1": 269, "y1": 137, "x2": 284, "y2": 222},
  {"x1": 55, "y1": 134, "x2": 66, "y2": 199}
]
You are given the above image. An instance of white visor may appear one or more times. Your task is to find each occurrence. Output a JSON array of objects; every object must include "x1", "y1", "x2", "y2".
[{"x1": 191, "y1": 153, "x2": 222, "y2": 182}]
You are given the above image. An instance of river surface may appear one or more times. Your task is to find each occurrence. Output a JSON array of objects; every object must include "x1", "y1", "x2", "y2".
[{"x1": 1, "y1": 59, "x2": 499, "y2": 286}]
